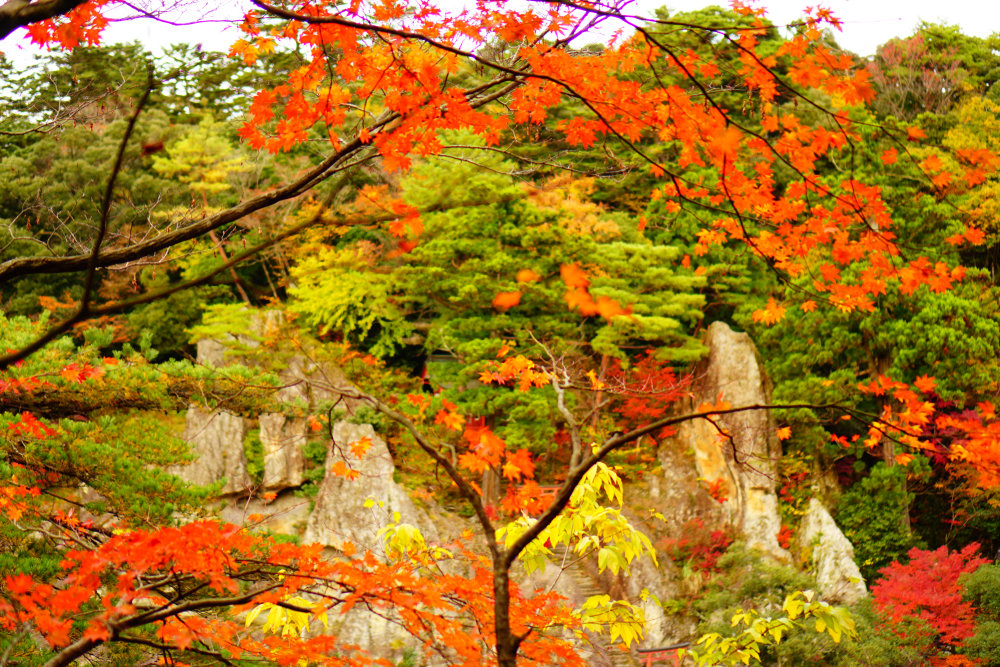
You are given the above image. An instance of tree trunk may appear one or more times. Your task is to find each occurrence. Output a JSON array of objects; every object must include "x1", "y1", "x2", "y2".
[{"x1": 494, "y1": 561, "x2": 519, "y2": 667}]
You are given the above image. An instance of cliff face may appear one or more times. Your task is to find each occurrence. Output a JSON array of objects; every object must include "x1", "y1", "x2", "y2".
[
  {"x1": 303, "y1": 421, "x2": 439, "y2": 552},
  {"x1": 179, "y1": 320, "x2": 865, "y2": 662},
  {"x1": 666, "y1": 321, "x2": 788, "y2": 560}
]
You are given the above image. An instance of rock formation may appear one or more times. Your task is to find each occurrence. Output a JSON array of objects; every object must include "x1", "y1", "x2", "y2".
[
  {"x1": 259, "y1": 413, "x2": 307, "y2": 490},
  {"x1": 174, "y1": 407, "x2": 252, "y2": 495},
  {"x1": 301, "y1": 421, "x2": 449, "y2": 665},
  {"x1": 183, "y1": 311, "x2": 360, "y2": 495},
  {"x1": 798, "y1": 498, "x2": 867, "y2": 604},
  {"x1": 659, "y1": 321, "x2": 788, "y2": 560},
  {"x1": 304, "y1": 421, "x2": 439, "y2": 553}
]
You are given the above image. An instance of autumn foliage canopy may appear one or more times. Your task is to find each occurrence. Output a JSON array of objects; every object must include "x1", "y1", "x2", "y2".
[{"x1": 2, "y1": 0, "x2": 1000, "y2": 665}]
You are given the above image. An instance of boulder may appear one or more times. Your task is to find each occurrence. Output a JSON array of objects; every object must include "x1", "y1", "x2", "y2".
[
  {"x1": 304, "y1": 421, "x2": 438, "y2": 553},
  {"x1": 274, "y1": 354, "x2": 362, "y2": 411},
  {"x1": 218, "y1": 491, "x2": 312, "y2": 536},
  {"x1": 196, "y1": 338, "x2": 230, "y2": 368},
  {"x1": 174, "y1": 407, "x2": 252, "y2": 495},
  {"x1": 798, "y1": 498, "x2": 867, "y2": 604},
  {"x1": 259, "y1": 413, "x2": 307, "y2": 490}
]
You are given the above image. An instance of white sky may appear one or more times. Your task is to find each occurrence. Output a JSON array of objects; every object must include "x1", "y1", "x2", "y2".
[{"x1": 1, "y1": 0, "x2": 997, "y2": 63}]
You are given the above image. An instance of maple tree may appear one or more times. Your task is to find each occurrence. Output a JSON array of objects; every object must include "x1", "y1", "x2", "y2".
[
  {"x1": 872, "y1": 544, "x2": 989, "y2": 661},
  {"x1": 2, "y1": 0, "x2": 1000, "y2": 666}
]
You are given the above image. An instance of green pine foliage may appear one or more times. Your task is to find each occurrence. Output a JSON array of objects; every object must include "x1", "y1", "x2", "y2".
[{"x1": 836, "y1": 464, "x2": 917, "y2": 582}]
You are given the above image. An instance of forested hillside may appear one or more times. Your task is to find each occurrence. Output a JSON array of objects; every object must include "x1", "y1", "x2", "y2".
[{"x1": 2, "y1": 1, "x2": 1000, "y2": 665}]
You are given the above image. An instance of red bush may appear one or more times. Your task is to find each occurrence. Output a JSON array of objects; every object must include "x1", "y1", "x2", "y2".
[{"x1": 872, "y1": 543, "x2": 988, "y2": 646}]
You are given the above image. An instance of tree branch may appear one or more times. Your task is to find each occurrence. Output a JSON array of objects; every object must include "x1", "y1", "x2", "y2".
[
  {"x1": 0, "y1": 0, "x2": 88, "y2": 41},
  {"x1": 502, "y1": 401, "x2": 846, "y2": 568}
]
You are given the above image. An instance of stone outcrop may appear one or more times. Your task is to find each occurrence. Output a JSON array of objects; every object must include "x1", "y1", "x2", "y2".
[
  {"x1": 196, "y1": 338, "x2": 230, "y2": 368},
  {"x1": 218, "y1": 491, "x2": 313, "y2": 536},
  {"x1": 798, "y1": 498, "x2": 867, "y2": 604},
  {"x1": 301, "y1": 421, "x2": 448, "y2": 666},
  {"x1": 174, "y1": 407, "x2": 252, "y2": 495},
  {"x1": 273, "y1": 354, "x2": 363, "y2": 412},
  {"x1": 660, "y1": 321, "x2": 788, "y2": 560},
  {"x1": 259, "y1": 413, "x2": 307, "y2": 490},
  {"x1": 304, "y1": 421, "x2": 438, "y2": 553},
  {"x1": 186, "y1": 310, "x2": 361, "y2": 495}
]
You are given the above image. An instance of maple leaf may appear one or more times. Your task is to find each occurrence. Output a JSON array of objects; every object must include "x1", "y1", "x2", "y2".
[
  {"x1": 349, "y1": 436, "x2": 373, "y2": 459},
  {"x1": 708, "y1": 125, "x2": 742, "y2": 161},
  {"x1": 406, "y1": 393, "x2": 428, "y2": 408},
  {"x1": 595, "y1": 295, "x2": 628, "y2": 321},
  {"x1": 492, "y1": 291, "x2": 522, "y2": 311},
  {"x1": 559, "y1": 263, "x2": 590, "y2": 289},
  {"x1": 329, "y1": 461, "x2": 360, "y2": 480},
  {"x1": 921, "y1": 154, "x2": 944, "y2": 172},
  {"x1": 564, "y1": 288, "x2": 599, "y2": 316},
  {"x1": 476, "y1": 429, "x2": 507, "y2": 464},
  {"x1": 913, "y1": 375, "x2": 937, "y2": 394},
  {"x1": 881, "y1": 148, "x2": 898, "y2": 165},
  {"x1": 776, "y1": 426, "x2": 792, "y2": 441},
  {"x1": 459, "y1": 451, "x2": 490, "y2": 474},
  {"x1": 501, "y1": 449, "x2": 535, "y2": 482},
  {"x1": 965, "y1": 227, "x2": 986, "y2": 245},
  {"x1": 697, "y1": 398, "x2": 732, "y2": 414},
  {"x1": 516, "y1": 268, "x2": 541, "y2": 283},
  {"x1": 751, "y1": 298, "x2": 786, "y2": 325},
  {"x1": 434, "y1": 408, "x2": 464, "y2": 432},
  {"x1": 5, "y1": 573, "x2": 34, "y2": 595}
]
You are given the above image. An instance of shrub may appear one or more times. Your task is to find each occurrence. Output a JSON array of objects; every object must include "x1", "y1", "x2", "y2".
[{"x1": 873, "y1": 543, "x2": 988, "y2": 647}]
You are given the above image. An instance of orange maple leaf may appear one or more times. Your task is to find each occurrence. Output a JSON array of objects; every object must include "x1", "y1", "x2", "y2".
[
  {"x1": 434, "y1": 408, "x2": 464, "y2": 432},
  {"x1": 595, "y1": 295, "x2": 628, "y2": 321},
  {"x1": 559, "y1": 263, "x2": 590, "y2": 289},
  {"x1": 458, "y1": 451, "x2": 491, "y2": 474},
  {"x1": 516, "y1": 268, "x2": 541, "y2": 283},
  {"x1": 349, "y1": 436, "x2": 373, "y2": 459},
  {"x1": 913, "y1": 375, "x2": 937, "y2": 394},
  {"x1": 709, "y1": 125, "x2": 742, "y2": 160},
  {"x1": 492, "y1": 291, "x2": 522, "y2": 311},
  {"x1": 965, "y1": 227, "x2": 986, "y2": 245},
  {"x1": 502, "y1": 449, "x2": 535, "y2": 482},
  {"x1": 564, "y1": 288, "x2": 599, "y2": 316},
  {"x1": 329, "y1": 461, "x2": 360, "y2": 480},
  {"x1": 751, "y1": 298, "x2": 786, "y2": 325}
]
